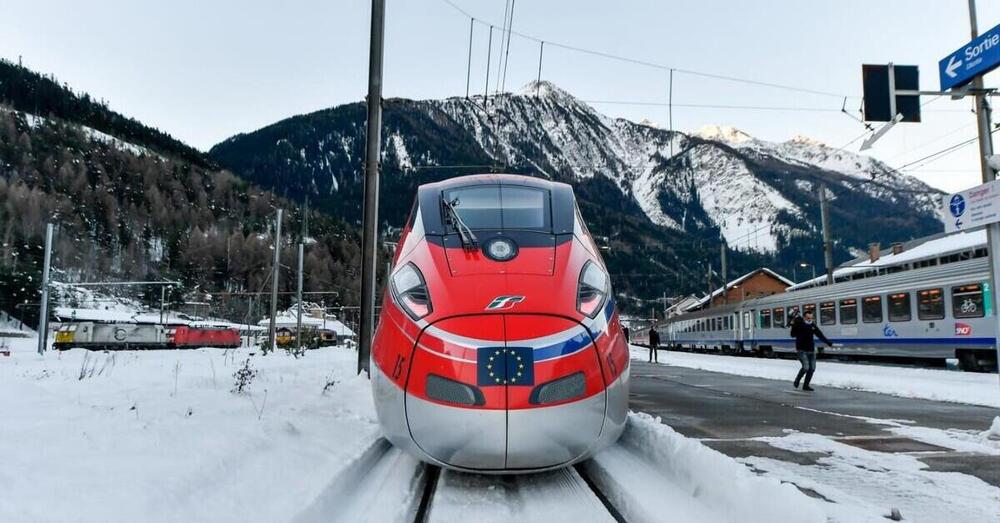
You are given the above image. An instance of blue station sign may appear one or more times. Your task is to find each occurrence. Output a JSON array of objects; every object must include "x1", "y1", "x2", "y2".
[{"x1": 939, "y1": 22, "x2": 1000, "y2": 91}]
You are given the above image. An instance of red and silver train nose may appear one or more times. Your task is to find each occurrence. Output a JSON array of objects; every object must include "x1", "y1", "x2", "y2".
[
  {"x1": 371, "y1": 174, "x2": 630, "y2": 473},
  {"x1": 373, "y1": 306, "x2": 628, "y2": 472}
]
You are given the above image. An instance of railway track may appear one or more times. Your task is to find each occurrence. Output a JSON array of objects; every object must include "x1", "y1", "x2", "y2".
[
  {"x1": 416, "y1": 461, "x2": 623, "y2": 523},
  {"x1": 295, "y1": 437, "x2": 629, "y2": 522}
]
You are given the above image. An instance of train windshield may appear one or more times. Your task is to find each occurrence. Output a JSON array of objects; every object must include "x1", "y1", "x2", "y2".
[{"x1": 442, "y1": 185, "x2": 551, "y2": 231}]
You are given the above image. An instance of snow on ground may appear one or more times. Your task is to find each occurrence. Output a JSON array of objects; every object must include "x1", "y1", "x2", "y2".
[
  {"x1": 0, "y1": 342, "x2": 378, "y2": 523},
  {"x1": 742, "y1": 432, "x2": 1000, "y2": 522},
  {"x1": 585, "y1": 413, "x2": 834, "y2": 523},
  {"x1": 630, "y1": 346, "x2": 1000, "y2": 408},
  {"x1": 5, "y1": 336, "x2": 994, "y2": 522}
]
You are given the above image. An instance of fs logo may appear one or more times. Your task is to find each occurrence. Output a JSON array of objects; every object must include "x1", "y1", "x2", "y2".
[
  {"x1": 485, "y1": 295, "x2": 525, "y2": 310},
  {"x1": 955, "y1": 322, "x2": 973, "y2": 336}
]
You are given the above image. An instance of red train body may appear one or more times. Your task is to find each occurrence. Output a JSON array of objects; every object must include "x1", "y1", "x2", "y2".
[{"x1": 372, "y1": 174, "x2": 630, "y2": 474}]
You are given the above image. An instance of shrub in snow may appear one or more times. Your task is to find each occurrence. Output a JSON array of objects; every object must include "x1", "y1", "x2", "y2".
[{"x1": 231, "y1": 358, "x2": 258, "y2": 394}]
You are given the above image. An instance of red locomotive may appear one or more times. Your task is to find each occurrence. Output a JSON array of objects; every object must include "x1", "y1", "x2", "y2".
[
  {"x1": 371, "y1": 174, "x2": 630, "y2": 473},
  {"x1": 166, "y1": 326, "x2": 242, "y2": 349}
]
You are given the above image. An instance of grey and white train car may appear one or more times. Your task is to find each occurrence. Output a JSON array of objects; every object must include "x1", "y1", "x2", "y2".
[{"x1": 660, "y1": 257, "x2": 997, "y2": 371}]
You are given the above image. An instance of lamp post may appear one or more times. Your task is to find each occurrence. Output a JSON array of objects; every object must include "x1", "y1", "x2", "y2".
[{"x1": 800, "y1": 262, "x2": 816, "y2": 281}]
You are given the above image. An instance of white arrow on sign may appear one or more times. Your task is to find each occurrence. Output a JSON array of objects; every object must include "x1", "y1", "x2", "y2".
[{"x1": 946, "y1": 55, "x2": 963, "y2": 78}]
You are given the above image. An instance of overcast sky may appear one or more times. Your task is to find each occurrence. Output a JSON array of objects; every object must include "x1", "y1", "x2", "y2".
[{"x1": 2, "y1": 0, "x2": 999, "y2": 192}]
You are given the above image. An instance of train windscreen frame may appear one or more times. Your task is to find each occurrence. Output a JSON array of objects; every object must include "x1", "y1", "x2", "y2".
[{"x1": 441, "y1": 185, "x2": 552, "y2": 232}]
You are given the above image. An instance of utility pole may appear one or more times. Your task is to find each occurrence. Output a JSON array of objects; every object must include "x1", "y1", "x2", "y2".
[
  {"x1": 296, "y1": 242, "x2": 304, "y2": 353},
  {"x1": 160, "y1": 285, "x2": 167, "y2": 325},
  {"x1": 359, "y1": 0, "x2": 386, "y2": 376},
  {"x1": 36, "y1": 223, "x2": 53, "y2": 355},
  {"x1": 267, "y1": 208, "x2": 283, "y2": 354},
  {"x1": 819, "y1": 183, "x2": 834, "y2": 285},
  {"x1": 720, "y1": 242, "x2": 728, "y2": 305},
  {"x1": 705, "y1": 262, "x2": 712, "y2": 309},
  {"x1": 968, "y1": 0, "x2": 1000, "y2": 381},
  {"x1": 296, "y1": 200, "x2": 308, "y2": 354}
]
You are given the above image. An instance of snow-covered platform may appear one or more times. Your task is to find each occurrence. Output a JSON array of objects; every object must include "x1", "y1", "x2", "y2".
[{"x1": 630, "y1": 357, "x2": 1000, "y2": 521}]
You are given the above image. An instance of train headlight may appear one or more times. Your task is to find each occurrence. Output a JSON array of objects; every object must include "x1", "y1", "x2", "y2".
[
  {"x1": 577, "y1": 261, "x2": 609, "y2": 318},
  {"x1": 484, "y1": 237, "x2": 518, "y2": 261},
  {"x1": 391, "y1": 262, "x2": 433, "y2": 320}
]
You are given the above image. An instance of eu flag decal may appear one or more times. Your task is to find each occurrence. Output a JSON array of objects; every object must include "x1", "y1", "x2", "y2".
[
  {"x1": 477, "y1": 347, "x2": 534, "y2": 386},
  {"x1": 505, "y1": 347, "x2": 534, "y2": 386}
]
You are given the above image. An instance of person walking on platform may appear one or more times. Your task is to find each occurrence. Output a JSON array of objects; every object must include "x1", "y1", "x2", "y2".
[
  {"x1": 790, "y1": 311, "x2": 833, "y2": 391},
  {"x1": 648, "y1": 326, "x2": 660, "y2": 363}
]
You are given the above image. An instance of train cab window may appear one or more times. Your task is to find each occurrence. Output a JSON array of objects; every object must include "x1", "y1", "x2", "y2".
[
  {"x1": 952, "y1": 284, "x2": 985, "y2": 318},
  {"x1": 888, "y1": 292, "x2": 911, "y2": 322},
  {"x1": 773, "y1": 307, "x2": 785, "y2": 328},
  {"x1": 917, "y1": 288, "x2": 945, "y2": 320},
  {"x1": 441, "y1": 185, "x2": 551, "y2": 231},
  {"x1": 760, "y1": 309, "x2": 772, "y2": 329},
  {"x1": 819, "y1": 302, "x2": 836, "y2": 325},
  {"x1": 862, "y1": 295, "x2": 882, "y2": 323},
  {"x1": 839, "y1": 299, "x2": 858, "y2": 324}
]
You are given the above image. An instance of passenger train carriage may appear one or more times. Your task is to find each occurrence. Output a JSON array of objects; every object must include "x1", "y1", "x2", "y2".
[
  {"x1": 371, "y1": 174, "x2": 630, "y2": 473},
  {"x1": 658, "y1": 256, "x2": 998, "y2": 372}
]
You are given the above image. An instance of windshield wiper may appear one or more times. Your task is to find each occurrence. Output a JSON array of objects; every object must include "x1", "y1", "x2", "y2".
[{"x1": 442, "y1": 197, "x2": 478, "y2": 251}]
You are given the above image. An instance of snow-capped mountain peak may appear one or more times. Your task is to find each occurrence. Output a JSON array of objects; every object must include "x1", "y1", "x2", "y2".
[
  {"x1": 787, "y1": 134, "x2": 826, "y2": 147},
  {"x1": 695, "y1": 125, "x2": 754, "y2": 144}
]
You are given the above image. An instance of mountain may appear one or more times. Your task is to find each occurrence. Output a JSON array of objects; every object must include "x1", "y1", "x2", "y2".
[
  {"x1": 0, "y1": 60, "x2": 363, "y2": 326},
  {"x1": 209, "y1": 81, "x2": 944, "y2": 303}
]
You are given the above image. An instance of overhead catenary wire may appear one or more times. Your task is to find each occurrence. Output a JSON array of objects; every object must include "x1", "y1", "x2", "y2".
[{"x1": 441, "y1": 0, "x2": 857, "y2": 99}]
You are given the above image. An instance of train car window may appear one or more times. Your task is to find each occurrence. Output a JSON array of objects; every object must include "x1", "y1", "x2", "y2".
[
  {"x1": 917, "y1": 288, "x2": 945, "y2": 320},
  {"x1": 888, "y1": 292, "x2": 911, "y2": 322},
  {"x1": 952, "y1": 284, "x2": 985, "y2": 318},
  {"x1": 839, "y1": 299, "x2": 858, "y2": 324},
  {"x1": 773, "y1": 307, "x2": 785, "y2": 327},
  {"x1": 803, "y1": 304, "x2": 816, "y2": 318},
  {"x1": 862, "y1": 296, "x2": 882, "y2": 323},
  {"x1": 760, "y1": 309, "x2": 772, "y2": 329},
  {"x1": 743, "y1": 312, "x2": 750, "y2": 330},
  {"x1": 819, "y1": 302, "x2": 836, "y2": 325}
]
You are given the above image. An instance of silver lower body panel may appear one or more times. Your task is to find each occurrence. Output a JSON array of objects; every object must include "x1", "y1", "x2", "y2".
[{"x1": 371, "y1": 362, "x2": 630, "y2": 474}]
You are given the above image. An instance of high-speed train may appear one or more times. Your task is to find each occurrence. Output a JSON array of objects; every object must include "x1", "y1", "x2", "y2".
[
  {"x1": 371, "y1": 174, "x2": 630, "y2": 473},
  {"x1": 658, "y1": 255, "x2": 998, "y2": 372}
]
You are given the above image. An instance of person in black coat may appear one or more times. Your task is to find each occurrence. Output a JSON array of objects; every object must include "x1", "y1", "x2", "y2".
[
  {"x1": 648, "y1": 327, "x2": 660, "y2": 363},
  {"x1": 623, "y1": 326, "x2": 630, "y2": 344},
  {"x1": 790, "y1": 311, "x2": 833, "y2": 391}
]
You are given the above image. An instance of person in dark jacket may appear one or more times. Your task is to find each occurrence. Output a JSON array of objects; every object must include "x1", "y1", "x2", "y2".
[
  {"x1": 648, "y1": 327, "x2": 660, "y2": 363},
  {"x1": 790, "y1": 311, "x2": 832, "y2": 391},
  {"x1": 623, "y1": 326, "x2": 630, "y2": 344}
]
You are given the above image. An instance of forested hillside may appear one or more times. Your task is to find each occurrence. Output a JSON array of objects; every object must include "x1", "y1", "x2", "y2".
[{"x1": 0, "y1": 62, "x2": 363, "y2": 325}]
